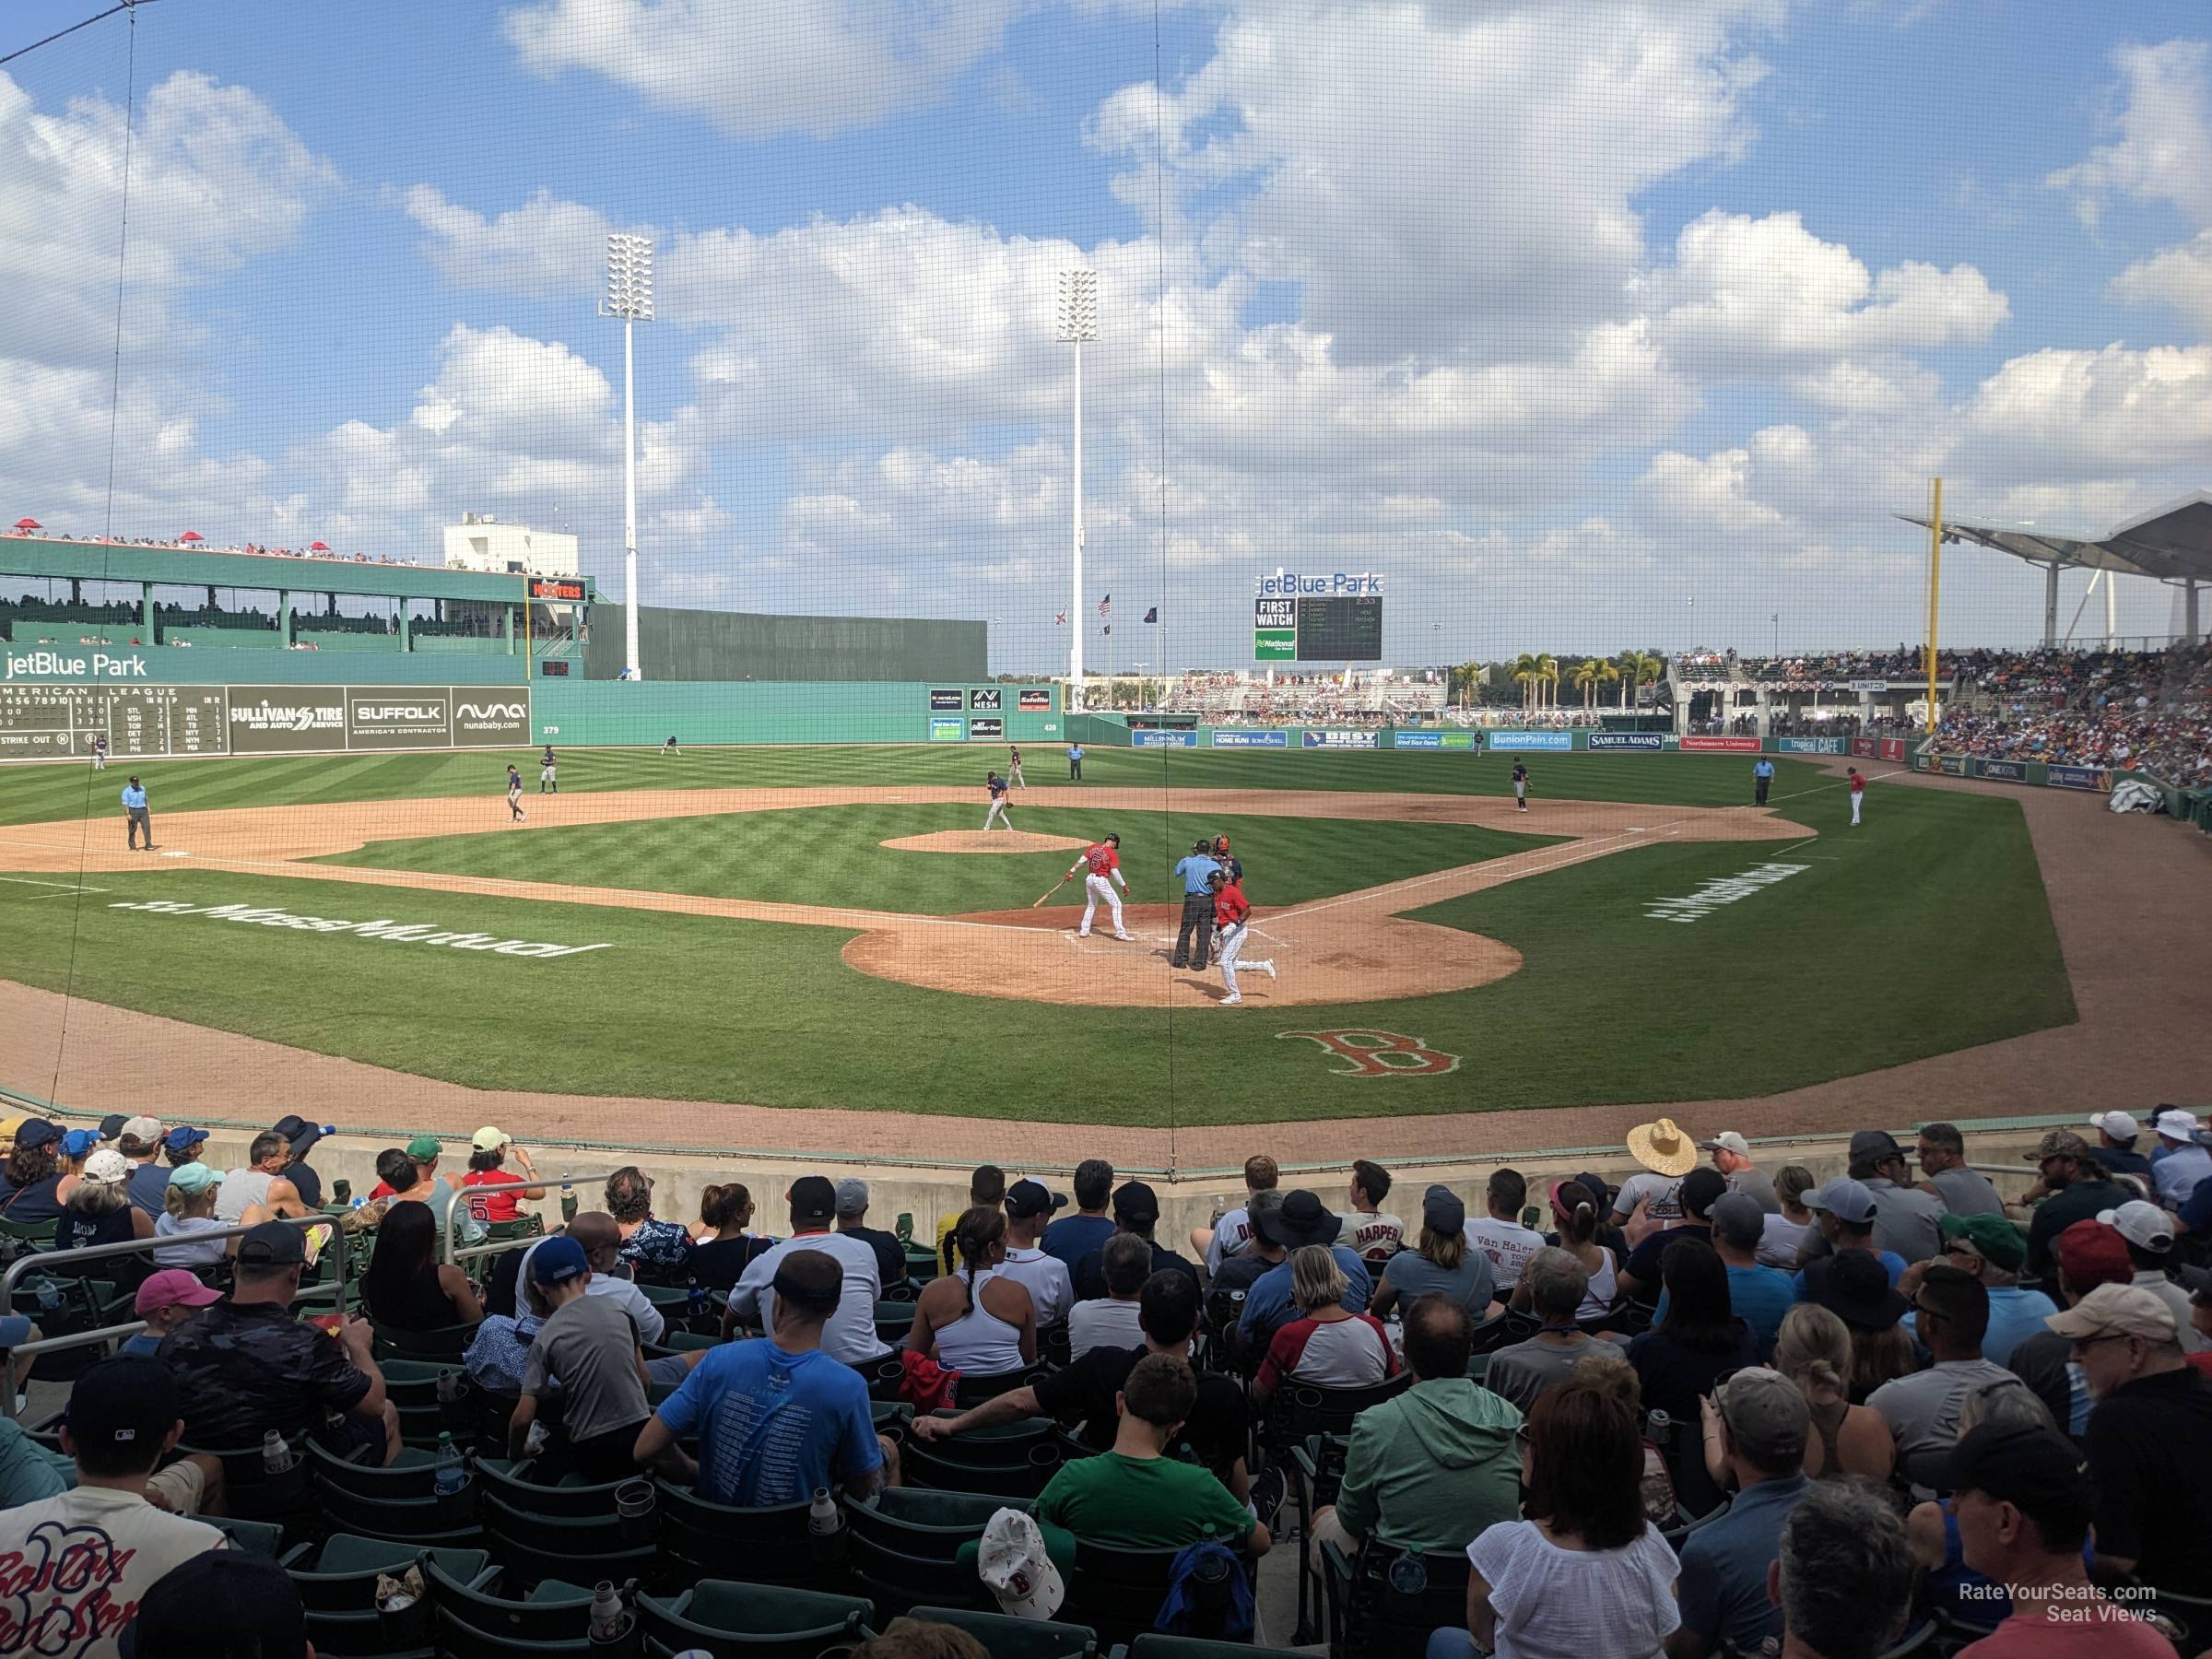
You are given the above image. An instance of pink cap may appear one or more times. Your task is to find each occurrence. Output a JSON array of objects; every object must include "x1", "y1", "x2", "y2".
[{"x1": 135, "y1": 1269, "x2": 222, "y2": 1317}]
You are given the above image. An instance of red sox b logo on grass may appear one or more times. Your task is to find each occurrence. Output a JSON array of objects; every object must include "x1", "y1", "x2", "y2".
[{"x1": 1278, "y1": 1029, "x2": 1460, "y2": 1077}]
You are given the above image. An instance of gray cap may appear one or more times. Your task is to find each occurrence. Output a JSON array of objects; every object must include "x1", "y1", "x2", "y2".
[
  {"x1": 1802, "y1": 1177, "x2": 1877, "y2": 1226},
  {"x1": 1709, "y1": 1191, "x2": 1766, "y2": 1250},
  {"x1": 833, "y1": 1177, "x2": 870, "y2": 1217},
  {"x1": 1715, "y1": 1366, "x2": 1809, "y2": 1466}
]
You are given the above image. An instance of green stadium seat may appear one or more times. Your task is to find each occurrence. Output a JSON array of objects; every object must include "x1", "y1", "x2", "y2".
[
  {"x1": 477, "y1": 1479, "x2": 657, "y2": 1591},
  {"x1": 844, "y1": 1487, "x2": 1025, "y2": 1618},
  {"x1": 282, "y1": 1532, "x2": 493, "y2": 1657},
  {"x1": 899, "y1": 1415, "x2": 1062, "y2": 1500},
  {"x1": 308, "y1": 1441, "x2": 481, "y2": 1543},
  {"x1": 652, "y1": 1478, "x2": 827, "y2": 1586},
  {"x1": 371, "y1": 1321, "x2": 476, "y2": 1363},
  {"x1": 207, "y1": 1514, "x2": 287, "y2": 1557},
  {"x1": 906, "y1": 1606, "x2": 1100, "y2": 1659},
  {"x1": 423, "y1": 1554, "x2": 600, "y2": 1658},
  {"x1": 1323, "y1": 1538, "x2": 1470, "y2": 1659},
  {"x1": 638, "y1": 1580, "x2": 872, "y2": 1659}
]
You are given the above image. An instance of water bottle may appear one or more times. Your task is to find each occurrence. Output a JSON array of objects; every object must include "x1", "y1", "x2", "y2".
[
  {"x1": 433, "y1": 1431, "x2": 466, "y2": 1499},
  {"x1": 588, "y1": 1582, "x2": 627, "y2": 1645},
  {"x1": 350, "y1": 1196, "x2": 368, "y2": 1213},
  {"x1": 261, "y1": 1429, "x2": 291, "y2": 1475},
  {"x1": 436, "y1": 1369, "x2": 462, "y2": 1406},
  {"x1": 33, "y1": 1279, "x2": 60, "y2": 1314},
  {"x1": 686, "y1": 1280, "x2": 706, "y2": 1331},
  {"x1": 807, "y1": 1485, "x2": 845, "y2": 1565},
  {"x1": 1646, "y1": 1407, "x2": 1672, "y2": 1447}
]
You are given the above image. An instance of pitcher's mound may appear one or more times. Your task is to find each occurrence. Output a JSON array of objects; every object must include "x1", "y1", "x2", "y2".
[{"x1": 881, "y1": 830, "x2": 1091, "y2": 854}]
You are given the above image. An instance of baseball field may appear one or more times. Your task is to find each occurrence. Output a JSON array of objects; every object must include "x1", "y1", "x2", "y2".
[{"x1": 0, "y1": 744, "x2": 2077, "y2": 1129}]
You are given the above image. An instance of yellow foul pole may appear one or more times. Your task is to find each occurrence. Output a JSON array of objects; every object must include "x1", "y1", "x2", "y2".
[{"x1": 1924, "y1": 477, "x2": 1943, "y2": 736}]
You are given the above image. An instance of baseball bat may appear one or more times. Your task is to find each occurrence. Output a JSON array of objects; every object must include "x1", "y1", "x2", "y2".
[{"x1": 1032, "y1": 874, "x2": 1073, "y2": 909}]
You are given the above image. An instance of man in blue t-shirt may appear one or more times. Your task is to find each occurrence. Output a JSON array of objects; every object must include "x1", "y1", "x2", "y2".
[
  {"x1": 1170, "y1": 840, "x2": 1220, "y2": 969},
  {"x1": 1236, "y1": 1191, "x2": 1372, "y2": 1350},
  {"x1": 634, "y1": 1250, "x2": 894, "y2": 1503},
  {"x1": 1043, "y1": 1159, "x2": 1118, "y2": 1269}
]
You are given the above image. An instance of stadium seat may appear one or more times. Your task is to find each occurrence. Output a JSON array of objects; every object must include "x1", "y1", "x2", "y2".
[
  {"x1": 374, "y1": 1356, "x2": 480, "y2": 1450},
  {"x1": 1323, "y1": 1538, "x2": 1472, "y2": 1659},
  {"x1": 207, "y1": 1514, "x2": 287, "y2": 1557},
  {"x1": 422, "y1": 1554, "x2": 601, "y2": 1658},
  {"x1": 652, "y1": 1479, "x2": 827, "y2": 1586},
  {"x1": 853, "y1": 1351, "x2": 911, "y2": 1403},
  {"x1": 899, "y1": 1414, "x2": 1063, "y2": 1499},
  {"x1": 1288, "y1": 1433, "x2": 1351, "y2": 1640},
  {"x1": 1464, "y1": 1305, "x2": 1517, "y2": 1357},
  {"x1": 178, "y1": 1439, "x2": 317, "y2": 1527},
  {"x1": 906, "y1": 1604, "x2": 1101, "y2": 1659},
  {"x1": 843, "y1": 1486, "x2": 1027, "y2": 1618},
  {"x1": 309, "y1": 1439, "x2": 481, "y2": 1543},
  {"x1": 1061, "y1": 1541, "x2": 1246, "y2": 1648},
  {"x1": 371, "y1": 1321, "x2": 477, "y2": 1363},
  {"x1": 281, "y1": 1532, "x2": 493, "y2": 1657},
  {"x1": 1258, "y1": 1373, "x2": 1412, "y2": 1465},
  {"x1": 477, "y1": 1469, "x2": 659, "y2": 1590},
  {"x1": 954, "y1": 1365, "x2": 1051, "y2": 1408},
  {"x1": 637, "y1": 1579, "x2": 873, "y2": 1658},
  {"x1": 875, "y1": 1300, "x2": 921, "y2": 1347}
]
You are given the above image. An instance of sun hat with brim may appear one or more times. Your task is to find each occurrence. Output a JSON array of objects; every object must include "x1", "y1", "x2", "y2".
[
  {"x1": 2153, "y1": 1109, "x2": 2205, "y2": 1142},
  {"x1": 166, "y1": 1163, "x2": 219, "y2": 1196},
  {"x1": 1940, "y1": 1210, "x2": 2028, "y2": 1272},
  {"x1": 2044, "y1": 1281, "x2": 2177, "y2": 1344},
  {"x1": 1626, "y1": 1117, "x2": 1697, "y2": 1178},
  {"x1": 1253, "y1": 1189, "x2": 1343, "y2": 1250},
  {"x1": 1806, "y1": 1249, "x2": 1909, "y2": 1331}
]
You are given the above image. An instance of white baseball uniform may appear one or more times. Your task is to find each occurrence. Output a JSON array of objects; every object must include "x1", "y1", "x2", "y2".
[
  {"x1": 982, "y1": 778, "x2": 1013, "y2": 830},
  {"x1": 1075, "y1": 841, "x2": 1129, "y2": 937}
]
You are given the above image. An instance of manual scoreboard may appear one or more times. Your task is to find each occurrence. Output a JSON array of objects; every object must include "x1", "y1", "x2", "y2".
[
  {"x1": 0, "y1": 684, "x2": 227, "y2": 758},
  {"x1": 1253, "y1": 573, "x2": 1384, "y2": 662}
]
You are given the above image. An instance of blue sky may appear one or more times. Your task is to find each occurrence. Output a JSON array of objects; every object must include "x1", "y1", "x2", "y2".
[{"x1": 5, "y1": 0, "x2": 2209, "y2": 669}]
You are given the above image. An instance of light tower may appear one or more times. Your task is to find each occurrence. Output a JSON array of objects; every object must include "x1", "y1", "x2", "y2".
[
  {"x1": 1056, "y1": 269, "x2": 1098, "y2": 708},
  {"x1": 601, "y1": 233, "x2": 654, "y2": 681}
]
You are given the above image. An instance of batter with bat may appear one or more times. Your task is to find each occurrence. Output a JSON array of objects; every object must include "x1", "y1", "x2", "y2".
[{"x1": 1064, "y1": 832, "x2": 1133, "y2": 940}]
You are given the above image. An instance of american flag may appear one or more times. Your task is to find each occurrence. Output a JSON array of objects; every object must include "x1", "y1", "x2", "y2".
[
  {"x1": 1098, "y1": 593, "x2": 1111, "y2": 618},
  {"x1": 1054, "y1": 611, "x2": 1065, "y2": 626}
]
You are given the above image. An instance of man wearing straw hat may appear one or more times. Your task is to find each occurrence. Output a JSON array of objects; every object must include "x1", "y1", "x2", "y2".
[{"x1": 1614, "y1": 1117, "x2": 1696, "y2": 1244}]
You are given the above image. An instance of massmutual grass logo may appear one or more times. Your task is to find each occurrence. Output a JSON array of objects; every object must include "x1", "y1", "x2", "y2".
[
  {"x1": 1279, "y1": 1030, "x2": 1460, "y2": 1076},
  {"x1": 109, "y1": 899, "x2": 610, "y2": 959}
]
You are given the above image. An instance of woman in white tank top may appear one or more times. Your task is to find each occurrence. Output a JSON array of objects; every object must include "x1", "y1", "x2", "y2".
[
  {"x1": 1512, "y1": 1179, "x2": 1619, "y2": 1323},
  {"x1": 910, "y1": 1206, "x2": 1036, "y2": 1377}
]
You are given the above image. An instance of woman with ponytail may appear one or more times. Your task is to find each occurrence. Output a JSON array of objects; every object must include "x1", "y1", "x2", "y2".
[
  {"x1": 907, "y1": 1205, "x2": 1035, "y2": 1375},
  {"x1": 1512, "y1": 1178, "x2": 1618, "y2": 1322}
]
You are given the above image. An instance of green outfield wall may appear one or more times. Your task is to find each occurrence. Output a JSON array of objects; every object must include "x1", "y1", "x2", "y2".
[
  {"x1": 534, "y1": 681, "x2": 1060, "y2": 746},
  {"x1": 582, "y1": 606, "x2": 985, "y2": 683}
]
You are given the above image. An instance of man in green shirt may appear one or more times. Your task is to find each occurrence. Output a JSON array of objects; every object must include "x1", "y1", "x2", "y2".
[{"x1": 1032, "y1": 1352, "x2": 1270, "y2": 1556}]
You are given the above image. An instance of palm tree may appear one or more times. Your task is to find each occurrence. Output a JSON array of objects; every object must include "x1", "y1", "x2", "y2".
[
  {"x1": 1536, "y1": 653, "x2": 1559, "y2": 710},
  {"x1": 1618, "y1": 649, "x2": 1662, "y2": 710},
  {"x1": 1512, "y1": 652, "x2": 1541, "y2": 711},
  {"x1": 1572, "y1": 659, "x2": 1618, "y2": 709}
]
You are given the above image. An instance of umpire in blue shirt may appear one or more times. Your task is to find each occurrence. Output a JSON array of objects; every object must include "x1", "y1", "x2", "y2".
[
  {"x1": 1752, "y1": 757, "x2": 1775, "y2": 806},
  {"x1": 121, "y1": 775, "x2": 155, "y2": 851},
  {"x1": 1171, "y1": 839, "x2": 1219, "y2": 970}
]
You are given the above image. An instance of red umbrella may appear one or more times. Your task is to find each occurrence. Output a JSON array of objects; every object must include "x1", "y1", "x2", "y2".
[
  {"x1": 309, "y1": 540, "x2": 330, "y2": 551},
  {"x1": 13, "y1": 517, "x2": 40, "y2": 531},
  {"x1": 179, "y1": 530, "x2": 204, "y2": 542}
]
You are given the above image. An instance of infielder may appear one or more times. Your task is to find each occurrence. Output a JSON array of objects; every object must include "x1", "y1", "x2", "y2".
[
  {"x1": 1207, "y1": 868, "x2": 1276, "y2": 1006},
  {"x1": 662, "y1": 735, "x2": 680, "y2": 758},
  {"x1": 1067, "y1": 832, "x2": 1132, "y2": 939},
  {"x1": 540, "y1": 744, "x2": 559, "y2": 793},
  {"x1": 982, "y1": 770, "x2": 1014, "y2": 831},
  {"x1": 91, "y1": 732, "x2": 109, "y2": 771},
  {"x1": 1512, "y1": 761, "x2": 1530, "y2": 812},
  {"x1": 506, "y1": 764, "x2": 527, "y2": 821},
  {"x1": 1008, "y1": 745, "x2": 1027, "y2": 789},
  {"x1": 1847, "y1": 765, "x2": 1865, "y2": 826}
]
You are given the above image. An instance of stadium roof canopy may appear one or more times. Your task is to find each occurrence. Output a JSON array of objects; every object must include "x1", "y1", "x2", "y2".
[{"x1": 1895, "y1": 490, "x2": 2212, "y2": 587}]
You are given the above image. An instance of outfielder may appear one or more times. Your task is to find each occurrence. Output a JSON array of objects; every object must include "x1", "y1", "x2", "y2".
[
  {"x1": 506, "y1": 764, "x2": 526, "y2": 821},
  {"x1": 1008, "y1": 745, "x2": 1027, "y2": 789},
  {"x1": 1068, "y1": 832, "x2": 1132, "y2": 940},
  {"x1": 91, "y1": 732, "x2": 108, "y2": 771},
  {"x1": 540, "y1": 744, "x2": 559, "y2": 793},
  {"x1": 982, "y1": 770, "x2": 1014, "y2": 831},
  {"x1": 1208, "y1": 868, "x2": 1276, "y2": 1006},
  {"x1": 1847, "y1": 765, "x2": 1865, "y2": 826}
]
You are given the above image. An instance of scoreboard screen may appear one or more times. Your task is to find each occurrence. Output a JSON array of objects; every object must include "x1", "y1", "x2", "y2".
[{"x1": 1294, "y1": 595, "x2": 1382, "y2": 661}]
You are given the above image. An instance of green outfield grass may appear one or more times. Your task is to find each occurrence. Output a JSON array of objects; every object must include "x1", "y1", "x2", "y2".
[
  {"x1": 315, "y1": 804, "x2": 1555, "y2": 913},
  {"x1": 0, "y1": 743, "x2": 1827, "y2": 826},
  {"x1": 0, "y1": 765, "x2": 2072, "y2": 1124}
]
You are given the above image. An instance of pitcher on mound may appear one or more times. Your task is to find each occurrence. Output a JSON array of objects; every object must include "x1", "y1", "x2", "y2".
[
  {"x1": 1208, "y1": 867, "x2": 1276, "y2": 1006},
  {"x1": 982, "y1": 770, "x2": 1014, "y2": 830},
  {"x1": 1067, "y1": 832, "x2": 1133, "y2": 940}
]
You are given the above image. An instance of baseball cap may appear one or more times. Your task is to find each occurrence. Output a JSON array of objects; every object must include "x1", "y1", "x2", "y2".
[
  {"x1": 235, "y1": 1220, "x2": 306, "y2": 1267},
  {"x1": 1714, "y1": 1366, "x2": 1809, "y2": 1463},
  {"x1": 1699, "y1": 1131, "x2": 1752, "y2": 1158},
  {"x1": 2044, "y1": 1282, "x2": 2178, "y2": 1344},
  {"x1": 2153, "y1": 1108, "x2": 2205, "y2": 1143},
  {"x1": 100, "y1": 1113, "x2": 130, "y2": 1140},
  {"x1": 404, "y1": 1135, "x2": 443, "y2": 1160},
  {"x1": 162, "y1": 1124, "x2": 208, "y2": 1153},
  {"x1": 788, "y1": 1175, "x2": 838, "y2": 1222},
  {"x1": 471, "y1": 1126, "x2": 512, "y2": 1152},
  {"x1": 2053, "y1": 1218, "x2": 2132, "y2": 1290},
  {"x1": 167, "y1": 1162, "x2": 219, "y2": 1196},
  {"x1": 978, "y1": 1508, "x2": 1067, "y2": 1621},
  {"x1": 120, "y1": 1114, "x2": 163, "y2": 1146},
  {"x1": 67, "y1": 1355, "x2": 181, "y2": 1465},
  {"x1": 272, "y1": 1114, "x2": 335, "y2": 1152},
  {"x1": 1005, "y1": 1179, "x2": 1068, "y2": 1220},
  {"x1": 15, "y1": 1119, "x2": 62, "y2": 1151},
  {"x1": 61, "y1": 1127, "x2": 102, "y2": 1159},
  {"x1": 1848, "y1": 1129, "x2": 1906, "y2": 1165},
  {"x1": 2096, "y1": 1200, "x2": 2175, "y2": 1253},
  {"x1": 1709, "y1": 1192, "x2": 1766, "y2": 1250},
  {"x1": 530, "y1": 1235, "x2": 591, "y2": 1286},
  {"x1": 1421, "y1": 1183, "x2": 1466, "y2": 1236},
  {"x1": 1112, "y1": 1180, "x2": 1161, "y2": 1225},
  {"x1": 2026, "y1": 1129, "x2": 2089, "y2": 1162},
  {"x1": 2087, "y1": 1111, "x2": 2140, "y2": 1142},
  {"x1": 1801, "y1": 1177, "x2": 1877, "y2": 1226},
  {"x1": 1942, "y1": 1422, "x2": 2096, "y2": 1525},
  {"x1": 135, "y1": 1268, "x2": 222, "y2": 1318},
  {"x1": 833, "y1": 1177, "x2": 871, "y2": 1217},
  {"x1": 1940, "y1": 1210, "x2": 2028, "y2": 1272},
  {"x1": 82, "y1": 1148, "x2": 132, "y2": 1185},
  {"x1": 122, "y1": 1547, "x2": 309, "y2": 1659}
]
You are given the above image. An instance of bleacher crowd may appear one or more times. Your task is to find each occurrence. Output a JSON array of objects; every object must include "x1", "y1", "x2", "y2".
[{"x1": 3, "y1": 1106, "x2": 2210, "y2": 1658}]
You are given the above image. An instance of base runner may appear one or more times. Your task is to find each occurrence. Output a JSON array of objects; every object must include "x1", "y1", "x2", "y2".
[
  {"x1": 1207, "y1": 868, "x2": 1276, "y2": 1006},
  {"x1": 1068, "y1": 832, "x2": 1132, "y2": 939},
  {"x1": 506, "y1": 764, "x2": 526, "y2": 821},
  {"x1": 982, "y1": 770, "x2": 1014, "y2": 831}
]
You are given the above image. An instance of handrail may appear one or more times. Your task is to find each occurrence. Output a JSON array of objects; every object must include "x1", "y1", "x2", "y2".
[
  {"x1": 0, "y1": 1212, "x2": 340, "y2": 1422},
  {"x1": 438, "y1": 1169, "x2": 614, "y2": 1265}
]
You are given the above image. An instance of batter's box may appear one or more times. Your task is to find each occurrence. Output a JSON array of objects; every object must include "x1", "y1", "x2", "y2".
[{"x1": 1278, "y1": 1029, "x2": 1462, "y2": 1077}]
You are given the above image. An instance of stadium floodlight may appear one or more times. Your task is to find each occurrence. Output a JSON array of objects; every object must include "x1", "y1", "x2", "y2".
[
  {"x1": 1057, "y1": 269, "x2": 1099, "y2": 706},
  {"x1": 601, "y1": 233, "x2": 655, "y2": 682}
]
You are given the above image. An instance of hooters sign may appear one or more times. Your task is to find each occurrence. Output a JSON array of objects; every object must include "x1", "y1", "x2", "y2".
[{"x1": 1278, "y1": 1030, "x2": 1461, "y2": 1077}]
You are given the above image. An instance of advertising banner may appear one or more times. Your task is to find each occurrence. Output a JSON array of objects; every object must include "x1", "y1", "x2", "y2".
[
  {"x1": 2048, "y1": 764, "x2": 2110, "y2": 791},
  {"x1": 1777, "y1": 735, "x2": 1848, "y2": 754},
  {"x1": 228, "y1": 685, "x2": 347, "y2": 754},
  {"x1": 1018, "y1": 689, "x2": 1053, "y2": 712},
  {"x1": 928, "y1": 717, "x2": 965, "y2": 742},
  {"x1": 969, "y1": 716, "x2": 1004, "y2": 739},
  {"x1": 1210, "y1": 728, "x2": 1288, "y2": 748},
  {"x1": 1913, "y1": 752, "x2": 1969, "y2": 776},
  {"x1": 346, "y1": 687, "x2": 453, "y2": 751},
  {"x1": 1300, "y1": 728, "x2": 1379, "y2": 749},
  {"x1": 969, "y1": 688, "x2": 1003, "y2": 712},
  {"x1": 1680, "y1": 735, "x2": 1762, "y2": 753},
  {"x1": 1393, "y1": 730, "x2": 1478, "y2": 750},
  {"x1": 1852, "y1": 736, "x2": 1879, "y2": 759},
  {"x1": 929, "y1": 688, "x2": 963, "y2": 711},
  {"x1": 1849, "y1": 678, "x2": 1890, "y2": 692},
  {"x1": 1484, "y1": 731, "x2": 1571, "y2": 752},
  {"x1": 1133, "y1": 728, "x2": 1197, "y2": 747},
  {"x1": 1977, "y1": 759, "x2": 2029, "y2": 782},
  {"x1": 1588, "y1": 732, "x2": 1664, "y2": 751},
  {"x1": 452, "y1": 692, "x2": 531, "y2": 747},
  {"x1": 1879, "y1": 738, "x2": 1908, "y2": 762}
]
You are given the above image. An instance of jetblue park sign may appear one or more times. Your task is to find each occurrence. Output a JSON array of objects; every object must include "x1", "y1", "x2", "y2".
[
  {"x1": 1253, "y1": 571, "x2": 1384, "y2": 597},
  {"x1": 6, "y1": 649, "x2": 149, "y2": 681}
]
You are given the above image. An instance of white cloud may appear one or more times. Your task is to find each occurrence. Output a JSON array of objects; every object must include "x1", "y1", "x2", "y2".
[
  {"x1": 2111, "y1": 228, "x2": 2212, "y2": 335},
  {"x1": 501, "y1": 0, "x2": 1022, "y2": 139},
  {"x1": 2047, "y1": 40, "x2": 2212, "y2": 230},
  {"x1": 1961, "y1": 342, "x2": 2212, "y2": 475},
  {"x1": 400, "y1": 185, "x2": 619, "y2": 298}
]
